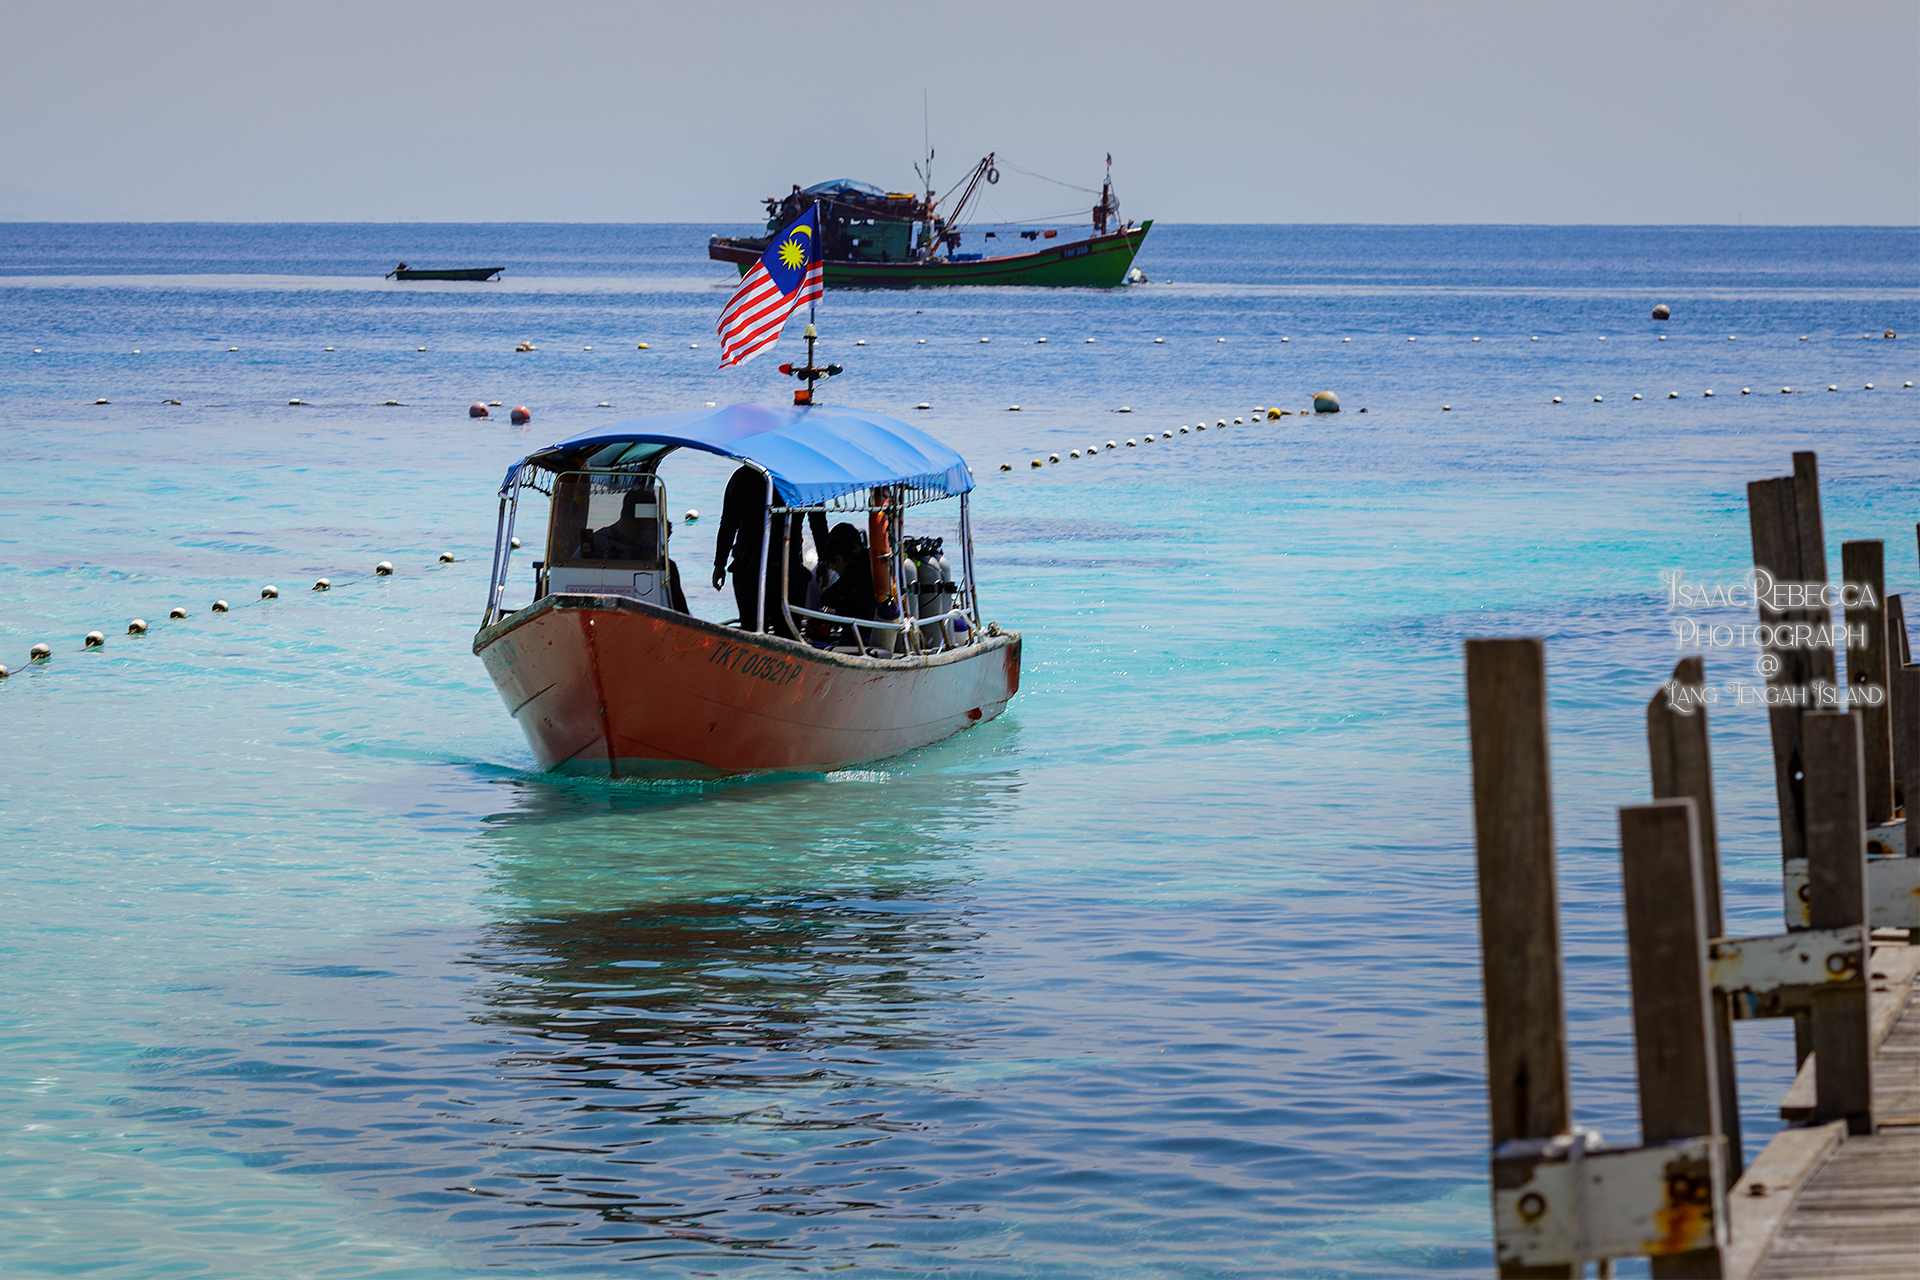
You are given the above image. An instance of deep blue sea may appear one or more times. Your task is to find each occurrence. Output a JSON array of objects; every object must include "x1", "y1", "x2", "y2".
[{"x1": 2, "y1": 223, "x2": 1916, "y2": 1278}]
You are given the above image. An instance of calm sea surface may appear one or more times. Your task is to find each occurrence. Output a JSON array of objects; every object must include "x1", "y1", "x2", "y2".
[{"x1": 2, "y1": 223, "x2": 1916, "y2": 1278}]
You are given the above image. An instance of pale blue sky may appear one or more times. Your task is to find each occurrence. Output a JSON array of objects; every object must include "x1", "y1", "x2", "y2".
[{"x1": 2, "y1": 0, "x2": 1915, "y2": 224}]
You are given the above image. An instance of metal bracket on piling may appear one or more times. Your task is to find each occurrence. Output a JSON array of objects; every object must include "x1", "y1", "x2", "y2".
[
  {"x1": 1782, "y1": 856, "x2": 1920, "y2": 930},
  {"x1": 1493, "y1": 1132, "x2": 1725, "y2": 1270},
  {"x1": 1711, "y1": 923, "x2": 1868, "y2": 1020}
]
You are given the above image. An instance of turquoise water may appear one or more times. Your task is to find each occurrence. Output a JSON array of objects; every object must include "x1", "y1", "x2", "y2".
[{"x1": 2, "y1": 224, "x2": 1916, "y2": 1277}]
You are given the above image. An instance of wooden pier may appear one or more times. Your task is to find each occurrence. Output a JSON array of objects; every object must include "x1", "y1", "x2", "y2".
[{"x1": 1466, "y1": 452, "x2": 1920, "y2": 1278}]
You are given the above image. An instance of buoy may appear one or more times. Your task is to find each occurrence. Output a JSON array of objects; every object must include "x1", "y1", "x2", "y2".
[
  {"x1": 678, "y1": 515, "x2": 693, "y2": 527},
  {"x1": 417, "y1": 347, "x2": 426, "y2": 352},
  {"x1": 1593, "y1": 396, "x2": 1603, "y2": 402},
  {"x1": 1117, "y1": 406, "x2": 1132, "y2": 413},
  {"x1": 32, "y1": 349, "x2": 40, "y2": 354},
  {"x1": 1472, "y1": 336, "x2": 1480, "y2": 342},
  {"x1": 1358, "y1": 407, "x2": 1367, "y2": 413},
  {"x1": 132, "y1": 349, "x2": 140, "y2": 355},
  {"x1": 1217, "y1": 419, "x2": 1227, "y2": 428},
  {"x1": 490, "y1": 401, "x2": 501, "y2": 407},
  {"x1": 1668, "y1": 391, "x2": 1679, "y2": 399},
  {"x1": 1407, "y1": 337, "x2": 1415, "y2": 343},
  {"x1": 583, "y1": 346, "x2": 592, "y2": 351},
  {"x1": 1087, "y1": 338, "x2": 1097, "y2": 344},
  {"x1": 1652, "y1": 304, "x2": 1670, "y2": 320},
  {"x1": 260, "y1": 585, "x2": 278, "y2": 599},
  {"x1": 211, "y1": 600, "x2": 229, "y2": 612},
  {"x1": 1632, "y1": 393, "x2": 1642, "y2": 400},
  {"x1": 288, "y1": 398, "x2": 306, "y2": 406},
  {"x1": 1704, "y1": 389, "x2": 1714, "y2": 397},
  {"x1": 918, "y1": 339, "x2": 926, "y2": 345},
  {"x1": 1037, "y1": 337, "x2": 1047, "y2": 344},
  {"x1": 1908, "y1": 382, "x2": 1915, "y2": 388},
  {"x1": 1659, "y1": 335, "x2": 1667, "y2": 340},
  {"x1": 1153, "y1": 337, "x2": 1163, "y2": 344},
  {"x1": 30, "y1": 643, "x2": 51, "y2": 662},
  {"x1": 637, "y1": 342, "x2": 649, "y2": 349},
  {"x1": 980, "y1": 337, "x2": 990, "y2": 343},
  {"x1": 1266, "y1": 408, "x2": 1281, "y2": 420},
  {"x1": 1008, "y1": 405, "x2": 1021, "y2": 411},
  {"x1": 228, "y1": 347, "x2": 238, "y2": 352},
  {"x1": 169, "y1": 607, "x2": 187, "y2": 619},
  {"x1": 1070, "y1": 450, "x2": 1080, "y2": 458},
  {"x1": 166, "y1": 399, "x2": 180, "y2": 405},
  {"x1": 1179, "y1": 427, "x2": 1188, "y2": 435},
  {"x1": 1597, "y1": 336, "x2": 1606, "y2": 341},
  {"x1": 375, "y1": 561, "x2": 394, "y2": 576},
  {"x1": 1163, "y1": 432, "x2": 1174, "y2": 440},
  {"x1": 324, "y1": 347, "x2": 334, "y2": 352},
  {"x1": 470, "y1": 403, "x2": 489, "y2": 418},
  {"x1": 1727, "y1": 335, "x2": 1736, "y2": 341},
  {"x1": 1342, "y1": 337, "x2": 1351, "y2": 343},
  {"x1": 1030, "y1": 459, "x2": 1042, "y2": 468},
  {"x1": 1106, "y1": 441, "x2": 1116, "y2": 449},
  {"x1": 1128, "y1": 267, "x2": 1146, "y2": 283},
  {"x1": 855, "y1": 339, "x2": 866, "y2": 346},
  {"x1": 1048, "y1": 454, "x2": 1059, "y2": 463},
  {"x1": 1442, "y1": 405, "x2": 1452, "y2": 411},
  {"x1": 128, "y1": 619, "x2": 147, "y2": 634},
  {"x1": 1781, "y1": 387, "x2": 1793, "y2": 394},
  {"x1": 1826, "y1": 384, "x2": 1838, "y2": 392},
  {"x1": 1233, "y1": 417, "x2": 1243, "y2": 424},
  {"x1": 0, "y1": 666, "x2": 7, "y2": 678},
  {"x1": 916, "y1": 402, "x2": 931, "y2": 410},
  {"x1": 597, "y1": 402, "x2": 611, "y2": 408},
  {"x1": 689, "y1": 342, "x2": 699, "y2": 349},
  {"x1": 510, "y1": 406, "x2": 530, "y2": 424},
  {"x1": 438, "y1": 552, "x2": 455, "y2": 563},
  {"x1": 1865, "y1": 383, "x2": 1874, "y2": 390},
  {"x1": 384, "y1": 399, "x2": 400, "y2": 406},
  {"x1": 313, "y1": 578, "x2": 330, "y2": 591},
  {"x1": 1126, "y1": 439, "x2": 1136, "y2": 447},
  {"x1": 1313, "y1": 391, "x2": 1340, "y2": 414},
  {"x1": 85, "y1": 631, "x2": 104, "y2": 649},
  {"x1": 1887, "y1": 330, "x2": 1898, "y2": 339},
  {"x1": 1741, "y1": 388, "x2": 1751, "y2": 395},
  {"x1": 999, "y1": 463, "x2": 1012, "y2": 471},
  {"x1": 1531, "y1": 336, "x2": 1539, "y2": 341},
  {"x1": 1140, "y1": 434, "x2": 1152, "y2": 443},
  {"x1": 1552, "y1": 396, "x2": 1562, "y2": 403}
]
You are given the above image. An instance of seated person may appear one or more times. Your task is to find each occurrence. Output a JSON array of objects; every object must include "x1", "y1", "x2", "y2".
[
  {"x1": 590, "y1": 486, "x2": 661, "y2": 562},
  {"x1": 812, "y1": 522, "x2": 877, "y2": 643}
]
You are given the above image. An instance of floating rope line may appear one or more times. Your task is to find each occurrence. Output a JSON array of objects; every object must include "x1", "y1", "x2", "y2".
[{"x1": 0, "y1": 556, "x2": 464, "y2": 678}]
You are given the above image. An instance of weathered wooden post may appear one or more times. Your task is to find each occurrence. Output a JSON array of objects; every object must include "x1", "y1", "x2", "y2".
[
  {"x1": 1619, "y1": 798, "x2": 1727, "y2": 1279},
  {"x1": 1887, "y1": 595, "x2": 1913, "y2": 818},
  {"x1": 1746, "y1": 451, "x2": 1834, "y2": 865},
  {"x1": 1646, "y1": 656, "x2": 1741, "y2": 1185},
  {"x1": 1801, "y1": 711, "x2": 1876, "y2": 1134},
  {"x1": 1467, "y1": 639, "x2": 1573, "y2": 1280},
  {"x1": 1841, "y1": 541, "x2": 1892, "y2": 825}
]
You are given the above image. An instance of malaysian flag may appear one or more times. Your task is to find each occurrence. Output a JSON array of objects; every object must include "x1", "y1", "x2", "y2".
[{"x1": 717, "y1": 203, "x2": 824, "y2": 367}]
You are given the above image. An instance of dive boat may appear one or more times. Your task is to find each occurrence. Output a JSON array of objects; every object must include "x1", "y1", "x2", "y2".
[
  {"x1": 474, "y1": 402, "x2": 1021, "y2": 778},
  {"x1": 708, "y1": 153, "x2": 1150, "y2": 288},
  {"x1": 385, "y1": 262, "x2": 504, "y2": 281}
]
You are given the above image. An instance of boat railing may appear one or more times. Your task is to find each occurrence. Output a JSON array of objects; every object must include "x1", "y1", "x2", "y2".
[{"x1": 780, "y1": 602, "x2": 975, "y2": 658}]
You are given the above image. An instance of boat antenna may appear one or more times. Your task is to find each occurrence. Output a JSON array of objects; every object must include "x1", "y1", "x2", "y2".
[{"x1": 779, "y1": 304, "x2": 841, "y2": 406}]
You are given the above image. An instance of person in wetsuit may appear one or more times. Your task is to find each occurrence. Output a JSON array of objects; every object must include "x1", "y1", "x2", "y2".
[
  {"x1": 713, "y1": 465, "x2": 829, "y2": 636},
  {"x1": 812, "y1": 522, "x2": 877, "y2": 645}
]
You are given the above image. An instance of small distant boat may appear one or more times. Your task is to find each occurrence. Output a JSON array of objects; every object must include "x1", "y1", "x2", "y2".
[{"x1": 385, "y1": 262, "x2": 504, "y2": 281}]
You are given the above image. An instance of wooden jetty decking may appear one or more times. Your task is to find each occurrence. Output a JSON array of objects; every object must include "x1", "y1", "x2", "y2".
[{"x1": 1465, "y1": 451, "x2": 1920, "y2": 1278}]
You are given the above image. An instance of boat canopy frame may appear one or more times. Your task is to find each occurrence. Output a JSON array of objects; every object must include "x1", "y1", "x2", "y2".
[{"x1": 481, "y1": 404, "x2": 984, "y2": 651}]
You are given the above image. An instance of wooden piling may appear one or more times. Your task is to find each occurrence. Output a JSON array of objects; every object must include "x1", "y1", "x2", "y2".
[
  {"x1": 1467, "y1": 639, "x2": 1573, "y2": 1280},
  {"x1": 1647, "y1": 655, "x2": 1742, "y2": 1182},
  {"x1": 1888, "y1": 595, "x2": 1913, "y2": 815},
  {"x1": 1619, "y1": 798, "x2": 1726, "y2": 1279},
  {"x1": 1746, "y1": 452, "x2": 1836, "y2": 863},
  {"x1": 1801, "y1": 711, "x2": 1876, "y2": 1134},
  {"x1": 1841, "y1": 542, "x2": 1892, "y2": 824}
]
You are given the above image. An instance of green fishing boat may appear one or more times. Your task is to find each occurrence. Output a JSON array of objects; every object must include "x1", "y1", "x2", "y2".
[{"x1": 708, "y1": 153, "x2": 1150, "y2": 289}]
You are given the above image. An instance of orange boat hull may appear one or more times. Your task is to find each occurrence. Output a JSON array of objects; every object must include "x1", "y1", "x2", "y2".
[{"x1": 474, "y1": 594, "x2": 1021, "y2": 778}]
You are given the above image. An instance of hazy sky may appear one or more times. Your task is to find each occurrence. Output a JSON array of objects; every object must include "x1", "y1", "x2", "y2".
[{"x1": 3, "y1": 0, "x2": 1915, "y2": 224}]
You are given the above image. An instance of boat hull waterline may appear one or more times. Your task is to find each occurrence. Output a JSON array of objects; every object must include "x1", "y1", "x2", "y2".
[
  {"x1": 475, "y1": 594, "x2": 1022, "y2": 778},
  {"x1": 709, "y1": 223, "x2": 1151, "y2": 289}
]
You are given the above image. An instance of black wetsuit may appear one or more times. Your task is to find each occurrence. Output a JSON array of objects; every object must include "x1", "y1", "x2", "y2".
[{"x1": 716, "y1": 466, "x2": 828, "y2": 636}]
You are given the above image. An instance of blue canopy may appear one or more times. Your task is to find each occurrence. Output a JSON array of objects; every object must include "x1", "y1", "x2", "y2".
[{"x1": 511, "y1": 402, "x2": 975, "y2": 508}]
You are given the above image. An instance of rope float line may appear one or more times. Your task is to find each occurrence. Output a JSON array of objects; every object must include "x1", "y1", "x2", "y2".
[{"x1": 1, "y1": 556, "x2": 465, "y2": 678}]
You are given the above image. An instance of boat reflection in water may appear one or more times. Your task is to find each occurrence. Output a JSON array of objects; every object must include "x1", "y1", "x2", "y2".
[{"x1": 132, "y1": 759, "x2": 1021, "y2": 1268}]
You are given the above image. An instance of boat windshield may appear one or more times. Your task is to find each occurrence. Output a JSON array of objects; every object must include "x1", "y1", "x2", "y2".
[{"x1": 546, "y1": 472, "x2": 665, "y2": 569}]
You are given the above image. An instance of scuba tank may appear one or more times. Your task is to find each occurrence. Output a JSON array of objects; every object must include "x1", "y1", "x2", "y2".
[
  {"x1": 932, "y1": 540, "x2": 953, "y2": 619},
  {"x1": 915, "y1": 540, "x2": 940, "y2": 644}
]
